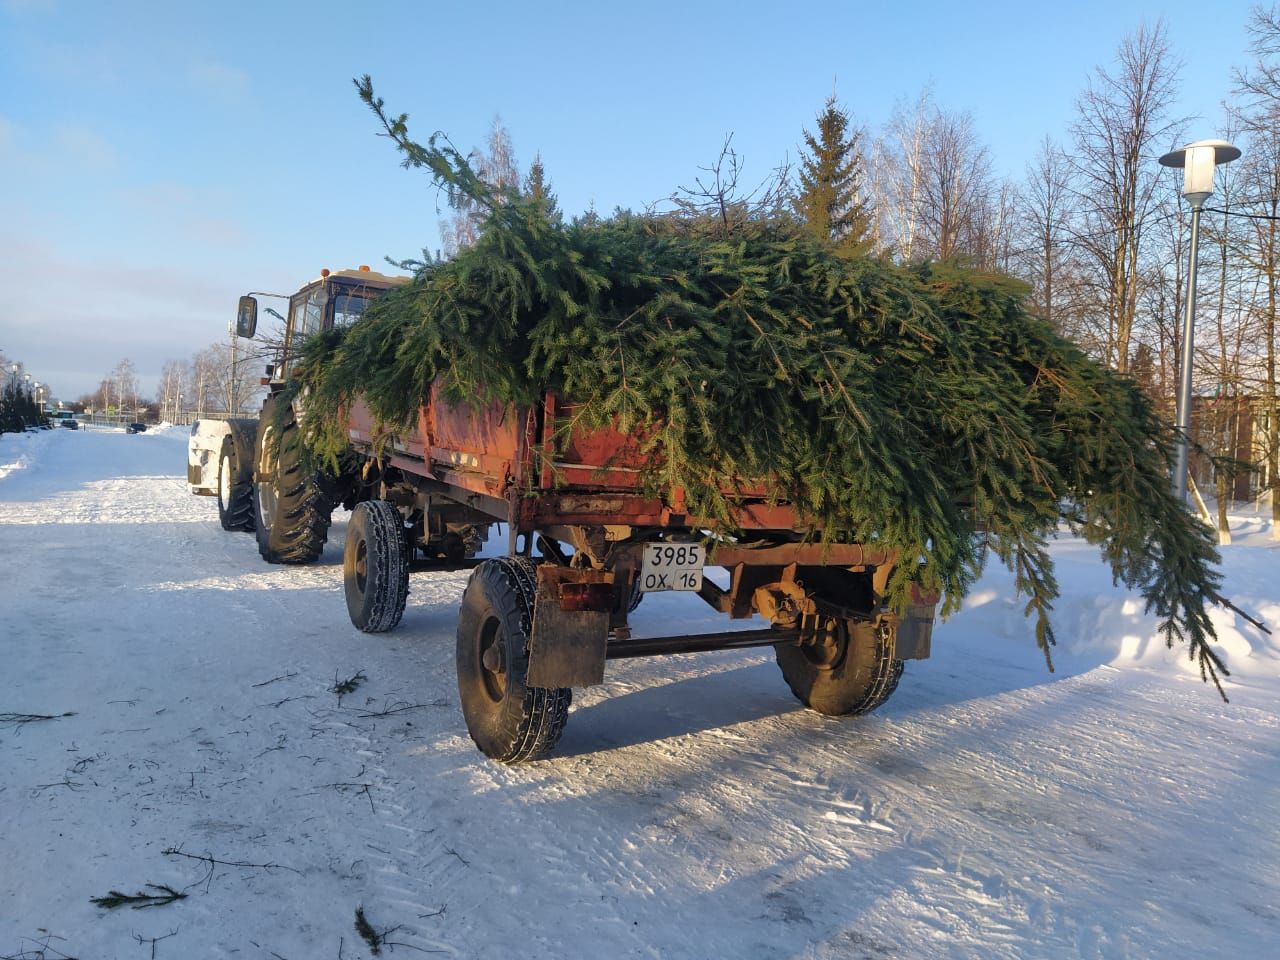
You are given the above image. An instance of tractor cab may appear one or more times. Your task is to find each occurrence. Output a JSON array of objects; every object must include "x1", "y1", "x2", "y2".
[{"x1": 236, "y1": 266, "x2": 409, "y2": 385}]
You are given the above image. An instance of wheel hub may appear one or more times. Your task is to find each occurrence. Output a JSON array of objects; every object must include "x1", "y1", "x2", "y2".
[
  {"x1": 482, "y1": 639, "x2": 505, "y2": 674},
  {"x1": 800, "y1": 618, "x2": 847, "y2": 669},
  {"x1": 354, "y1": 541, "x2": 368, "y2": 593},
  {"x1": 478, "y1": 620, "x2": 507, "y2": 702}
]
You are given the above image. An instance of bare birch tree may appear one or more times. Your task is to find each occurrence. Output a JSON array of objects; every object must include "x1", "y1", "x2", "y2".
[
  {"x1": 1233, "y1": 3, "x2": 1280, "y2": 532},
  {"x1": 1068, "y1": 21, "x2": 1184, "y2": 373},
  {"x1": 873, "y1": 88, "x2": 933, "y2": 260},
  {"x1": 1017, "y1": 138, "x2": 1076, "y2": 330},
  {"x1": 916, "y1": 106, "x2": 993, "y2": 261},
  {"x1": 441, "y1": 116, "x2": 520, "y2": 256}
]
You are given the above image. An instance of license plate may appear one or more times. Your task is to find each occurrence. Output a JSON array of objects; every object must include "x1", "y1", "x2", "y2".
[{"x1": 640, "y1": 543, "x2": 705, "y2": 592}]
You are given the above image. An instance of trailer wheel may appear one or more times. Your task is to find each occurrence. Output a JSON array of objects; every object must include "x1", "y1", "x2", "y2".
[
  {"x1": 253, "y1": 402, "x2": 336, "y2": 564},
  {"x1": 216, "y1": 438, "x2": 254, "y2": 533},
  {"x1": 344, "y1": 500, "x2": 409, "y2": 633},
  {"x1": 775, "y1": 619, "x2": 903, "y2": 717},
  {"x1": 456, "y1": 557, "x2": 571, "y2": 764}
]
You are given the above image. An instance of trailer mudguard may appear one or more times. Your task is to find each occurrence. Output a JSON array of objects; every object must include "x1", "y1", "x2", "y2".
[{"x1": 526, "y1": 566, "x2": 611, "y2": 688}]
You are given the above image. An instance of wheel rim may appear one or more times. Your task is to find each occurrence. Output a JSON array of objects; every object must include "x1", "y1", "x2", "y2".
[
  {"x1": 218, "y1": 450, "x2": 232, "y2": 509},
  {"x1": 476, "y1": 616, "x2": 507, "y2": 704},
  {"x1": 799, "y1": 618, "x2": 849, "y2": 670},
  {"x1": 256, "y1": 426, "x2": 277, "y2": 532},
  {"x1": 256, "y1": 481, "x2": 277, "y2": 532}
]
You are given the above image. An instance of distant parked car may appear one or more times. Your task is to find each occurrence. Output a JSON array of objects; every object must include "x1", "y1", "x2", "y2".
[
  {"x1": 59, "y1": 418, "x2": 79, "y2": 430},
  {"x1": 126, "y1": 422, "x2": 147, "y2": 434}
]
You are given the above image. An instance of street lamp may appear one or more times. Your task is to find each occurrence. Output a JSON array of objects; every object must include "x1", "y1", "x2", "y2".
[{"x1": 1158, "y1": 139, "x2": 1242, "y2": 502}]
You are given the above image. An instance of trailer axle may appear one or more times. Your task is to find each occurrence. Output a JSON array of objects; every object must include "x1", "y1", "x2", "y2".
[{"x1": 604, "y1": 628, "x2": 801, "y2": 659}]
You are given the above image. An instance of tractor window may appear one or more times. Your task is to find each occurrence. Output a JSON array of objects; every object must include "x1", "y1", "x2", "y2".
[
  {"x1": 288, "y1": 297, "x2": 308, "y2": 344},
  {"x1": 297, "y1": 286, "x2": 326, "y2": 342},
  {"x1": 332, "y1": 293, "x2": 371, "y2": 328}
]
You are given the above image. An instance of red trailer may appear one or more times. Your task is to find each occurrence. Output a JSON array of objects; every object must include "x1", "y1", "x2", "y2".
[{"x1": 230, "y1": 270, "x2": 939, "y2": 763}]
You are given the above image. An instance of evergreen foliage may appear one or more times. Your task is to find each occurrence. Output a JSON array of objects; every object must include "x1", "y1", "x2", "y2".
[
  {"x1": 524, "y1": 153, "x2": 560, "y2": 222},
  {"x1": 0, "y1": 377, "x2": 42, "y2": 434},
  {"x1": 793, "y1": 95, "x2": 873, "y2": 258},
  {"x1": 284, "y1": 77, "x2": 1234, "y2": 697}
]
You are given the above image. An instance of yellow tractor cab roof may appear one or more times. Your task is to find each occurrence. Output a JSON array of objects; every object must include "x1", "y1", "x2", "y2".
[{"x1": 312, "y1": 266, "x2": 411, "y2": 288}]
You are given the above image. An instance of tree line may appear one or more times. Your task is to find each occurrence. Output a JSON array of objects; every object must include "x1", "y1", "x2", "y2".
[
  {"x1": 793, "y1": 14, "x2": 1280, "y2": 531},
  {"x1": 0, "y1": 352, "x2": 43, "y2": 434}
]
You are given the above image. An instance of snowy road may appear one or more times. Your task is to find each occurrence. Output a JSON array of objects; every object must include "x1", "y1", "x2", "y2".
[{"x1": 2, "y1": 427, "x2": 1277, "y2": 959}]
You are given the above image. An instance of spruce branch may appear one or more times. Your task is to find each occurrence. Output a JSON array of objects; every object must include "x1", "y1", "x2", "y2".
[{"x1": 89, "y1": 885, "x2": 186, "y2": 911}]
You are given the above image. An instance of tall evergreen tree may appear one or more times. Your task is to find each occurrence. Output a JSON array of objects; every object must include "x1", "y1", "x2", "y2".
[
  {"x1": 793, "y1": 94, "x2": 873, "y2": 257},
  {"x1": 524, "y1": 152, "x2": 560, "y2": 221}
]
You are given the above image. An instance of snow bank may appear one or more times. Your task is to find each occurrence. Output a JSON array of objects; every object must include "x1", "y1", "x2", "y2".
[
  {"x1": 0, "y1": 428, "x2": 51, "y2": 482},
  {"x1": 944, "y1": 521, "x2": 1280, "y2": 683}
]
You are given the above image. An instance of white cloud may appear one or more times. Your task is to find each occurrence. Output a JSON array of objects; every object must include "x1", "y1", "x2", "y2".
[
  {"x1": 189, "y1": 60, "x2": 249, "y2": 103},
  {"x1": 0, "y1": 118, "x2": 118, "y2": 175},
  {"x1": 54, "y1": 125, "x2": 117, "y2": 170},
  {"x1": 1, "y1": 0, "x2": 57, "y2": 12},
  {"x1": 0, "y1": 235, "x2": 238, "y2": 399},
  {"x1": 27, "y1": 39, "x2": 121, "y2": 86},
  {"x1": 115, "y1": 182, "x2": 248, "y2": 249}
]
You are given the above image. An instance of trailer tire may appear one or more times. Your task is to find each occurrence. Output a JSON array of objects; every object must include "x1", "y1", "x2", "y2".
[
  {"x1": 345, "y1": 500, "x2": 409, "y2": 633},
  {"x1": 216, "y1": 438, "x2": 255, "y2": 533},
  {"x1": 456, "y1": 557, "x2": 571, "y2": 764},
  {"x1": 775, "y1": 619, "x2": 903, "y2": 717},
  {"x1": 253, "y1": 401, "x2": 336, "y2": 565}
]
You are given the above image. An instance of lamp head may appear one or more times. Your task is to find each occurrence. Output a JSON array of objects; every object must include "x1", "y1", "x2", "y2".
[{"x1": 1159, "y1": 139, "x2": 1242, "y2": 204}]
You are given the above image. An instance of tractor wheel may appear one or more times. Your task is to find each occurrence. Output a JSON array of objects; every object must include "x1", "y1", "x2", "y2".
[
  {"x1": 456, "y1": 557, "x2": 571, "y2": 764},
  {"x1": 253, "y1": 402, "x2": 336, "y2": 564},
  {"x1": 775, "y1": 619, "x2": 904, "y2": 717},
  {"x1": 344, "y1": 500, "x2": 409, "y2": 633},
  {"x1": 216, "y1": 437, "x2": 254, "y2": 533}
]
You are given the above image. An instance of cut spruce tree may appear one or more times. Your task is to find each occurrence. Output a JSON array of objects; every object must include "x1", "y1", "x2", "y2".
[{"x1": 280, "y1": 76, "x2": 1239, "y2": 698}]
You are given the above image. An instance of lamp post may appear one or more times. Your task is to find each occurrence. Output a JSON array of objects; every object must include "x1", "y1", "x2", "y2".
[{"x1": 1158, "y1": 139, "x2": 1242, "y2": 502}]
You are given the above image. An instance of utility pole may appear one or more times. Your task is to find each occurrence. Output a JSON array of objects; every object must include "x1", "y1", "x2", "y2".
[{"x1": 229, "y1": 316, "x2": 239, "y2": 415}]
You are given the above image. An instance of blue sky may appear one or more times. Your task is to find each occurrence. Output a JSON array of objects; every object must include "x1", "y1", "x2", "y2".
[{"x1": 0, "y1": 0, "x2": 1257, "y2": 400}]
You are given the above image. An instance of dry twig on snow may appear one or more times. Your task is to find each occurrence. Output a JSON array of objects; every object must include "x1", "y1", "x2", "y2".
[
  {"x1": 131, "y1": 928, "x2": 178, "y2": 960},
  {"x1": 0, "y1": 712, "x2": 75, "y2": 729}
]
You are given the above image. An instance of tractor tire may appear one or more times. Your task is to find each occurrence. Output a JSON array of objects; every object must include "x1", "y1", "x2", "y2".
[
  {"x1": 252, "y1": 402, "x2": 336, "y2": 565},
  {"x1": 216, "y1": 437, "x2": 254, "y2": 533},
  {"x1": 344, "y1": 500, "x2": 409, "y2": 633},
  {"x1": 775, "y1": 619, "x2": 904, "y2": 717},
  {"x1": 456, "y1": 557, "x2": 571, "y2": 764}
]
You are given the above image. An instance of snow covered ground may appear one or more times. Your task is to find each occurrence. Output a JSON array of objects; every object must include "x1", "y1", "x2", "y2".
[{"x1": 1, "y1": 426, "x2": 1277, "y2": 960}]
